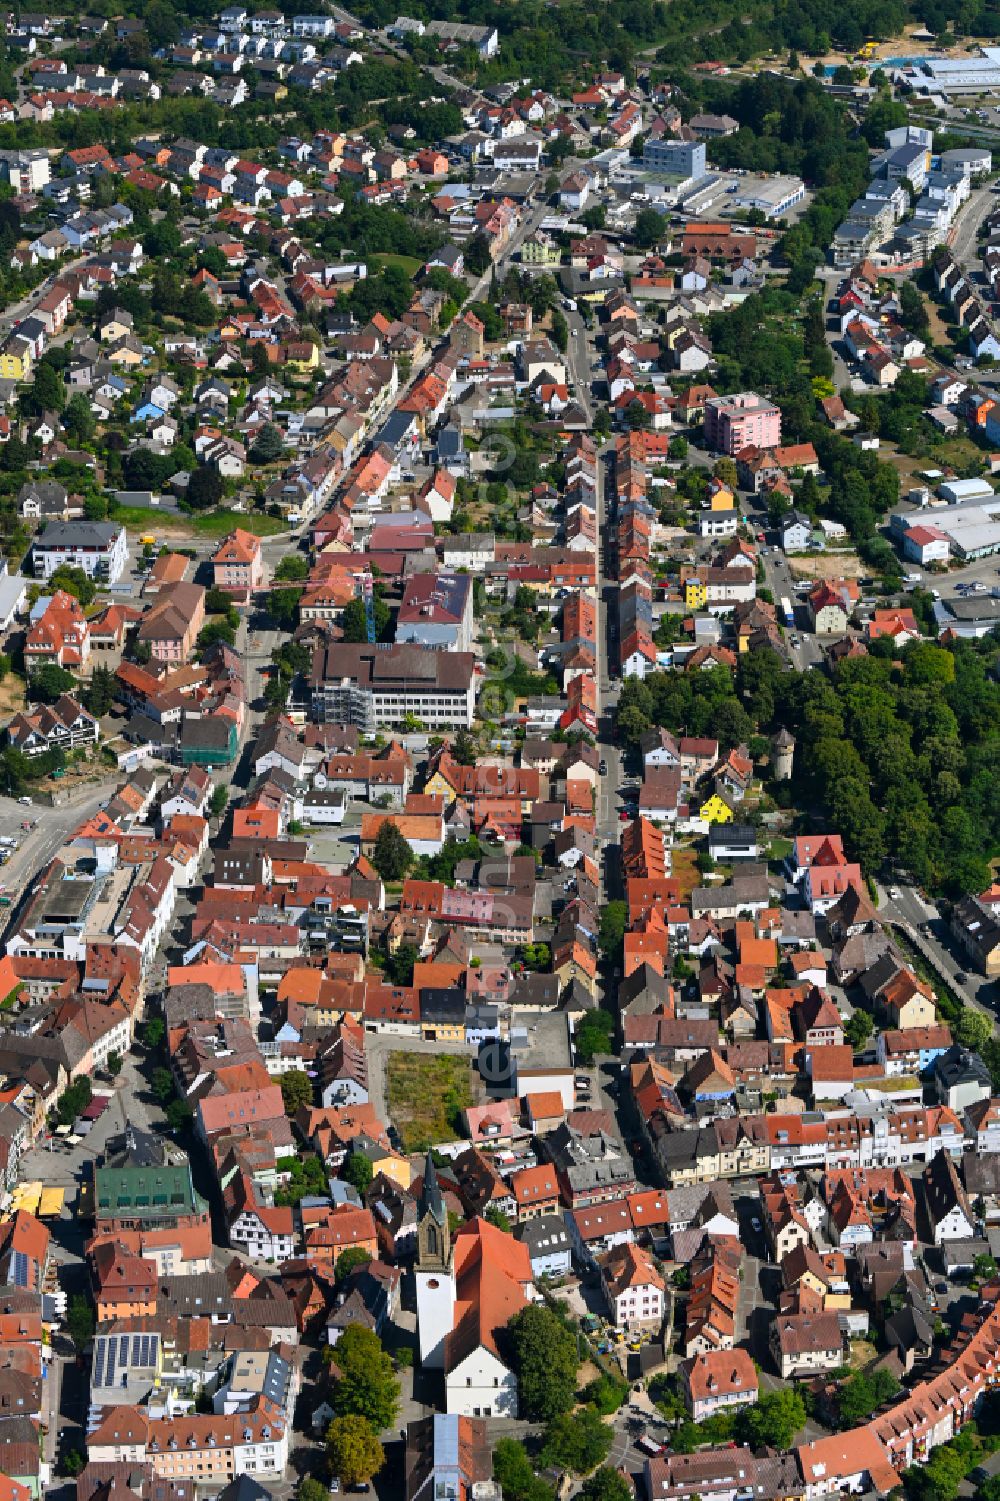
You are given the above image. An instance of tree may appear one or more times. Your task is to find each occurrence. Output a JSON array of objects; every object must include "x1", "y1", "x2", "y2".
[
  {"x1": 251, "y1": 423, "x2": 286, "y2": 464},
  {"x1": 280, "y1": 1070, "x2": 313, "y2": 1117},
  {"x1": 325, "y1": 1414, "x2": 384, "y2": 1489},
  {"x1": 186, "y1": 467, "x2": 224, "y2": 511},
  {"x1": 66, "y1": 1294, "x2": 94, "y2": 1352},
  {"x1": 63, "y1": 392, "x2": 95, "y2": 445},
  {"x1": 574, "y1": 1008, "x2": 613, "y2": 1065},
  {"x1": 484, "y1": 1205, "x2": 511, "y2": 1233},
  {"x1": 335, "y1": 1246, "x2": 373, "y2": 1283},
  {"x1": 209, "y1": 785, "x2": 229, "y2": 819},
  {"x1": 371, "y1": 820, "x2": 412, "y2": 882},
  {"x1": 507, "y1": 1305, "x2": 579, "y2": 1421},
  {"x1": 275, "y1": 554, "x2": 308, "y2": 582},
  {"x1": 83, "y1": 664, "x2": 117, "y2": 718},
  {"x1": 299, "y1": 1481, "x2": 328, "y2": 1501},
  {"x1": 331, "y1": 1325, "x2": 400, "y2": 1431},
  {"x1": 844, "y1": 1009, "x2": 873, "y2": 1052},
  {"x1": 599, "y1": 900, "x2": 627, "y2": 965},
  {"x1": 578, "y1": 1471, "x2": 632, "y2": 1501},
  {"x1": 956, "y1": 1008, "x2": 992, "y2": 1052},
  {"x1": 26, "y1": 361, "x2": 65, "y2": 416},
  {"x1": 56, "y1": 1076, "x2": 92, "y2": 1128},
  {"x1": 633, "y1": 208, "x2": 665, "y2": 249},
  {"x1": 197, "y1": 622, "x2": 236, "y2": 654},
  {"x1": 49, "y1": 566, "x2": 96, "y2": 607},
  {"x1": 550, "y1": 308, "x2": 568, "y2": 353},
  {"x1": 106, "y1": 1051, "x2": 123, "y2": 1078},
  {"x1": 520, "y1": 942, "x2": 550, "y2": 972},
  {"x1": 270, "y1": 587, "x2": 303, "y2": 629},
  {"x1": 142, "y1": 1017, "x2": 165, "y2": 1052},
  {"x1": 737, "y1": 1388, "x2": 806, "y2": 1449},
  {"x1": 342, "y1": 592, "x2": 390, "y2": 643},
  {"x1": 343, "y1": 1151, "x2": 373, "y2": 1196},
  {"x1": 579, "y1": 1373, "x2": 628, "y2": 1416},
  {"x1": 30, "y1": 664, "x2": 78, "y2": 704},
  {"x1": 493, "y1": 1439, "x2": 555, "y2": 1501},
  {"x1": 385, "y1": 941, "x2": 418, "y2": 986},
  {"x1": 205, "y1": 586, "x2": 233, "y2": 614},
  {"x1": 465, "y1": 232, "x2": 492, "y2": 277},
  {"x1": 540, "y1": 1406, "x2": 613, "y2": 1474},
  {"x1": 452, "y1": 728, "x2": 478, "y2": 765},
  {"x1": 160, "y1": 1095, "x2": 189, "y2": 1132},
  {"x1": 616, "y1": 703, "x2": 651, "y2": 746},
  {"x1": 144, "y1": 0, "x2": 180, "y2": 49},
  {"x1": 152, "y1": 1068, "x2": 175, "y2": 1104},
  {"x1": 836, "y1": 1368, "x2": 900, "y2": 1430}
]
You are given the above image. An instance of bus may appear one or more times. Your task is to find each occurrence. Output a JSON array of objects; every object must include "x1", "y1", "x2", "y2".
[{"x1": 781, "y1": 596, "x2": 795, "y2": 626}]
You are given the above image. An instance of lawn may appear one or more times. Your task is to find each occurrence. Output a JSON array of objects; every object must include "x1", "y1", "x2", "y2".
[
  {"x1": 111, "y1": 506, "x2": 198, "y2": 534},
  {"x1": 372, "y1": 252, "x2": 423, "y2": 278},
  {"x1": 386, "y1": 1052, "x2": 477, "y2": 1153},
  {"x1": 671, "y1": 847, "x2": 701, "y2": 903},
  {"x1": 111, "y1": 507, "x2": 288, "y2": 539},
  {"x1": 192, "y1": 510, "x2": 287, "y2": 537}
]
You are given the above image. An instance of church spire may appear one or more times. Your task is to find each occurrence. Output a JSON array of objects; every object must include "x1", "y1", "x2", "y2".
[
  {"x1": 417, "y1": 1151, "x2": 451, "y2": 1271},
  {"x1": 420, "y1": 1150, "x2": 447, "y2": 1226}
]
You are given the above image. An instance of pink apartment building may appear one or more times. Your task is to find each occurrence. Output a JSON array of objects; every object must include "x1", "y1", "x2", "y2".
[
  {"x1": 703, "y1": 392, "x2": 782, "y2": 455},
  {"x1": 212, "y1": 527, "x2": 267, "y2": 602}
]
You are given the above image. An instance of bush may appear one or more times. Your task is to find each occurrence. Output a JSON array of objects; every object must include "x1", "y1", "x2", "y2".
[{"x1": 579, "y1": 1372, "x2": 628, "y2": 1416}]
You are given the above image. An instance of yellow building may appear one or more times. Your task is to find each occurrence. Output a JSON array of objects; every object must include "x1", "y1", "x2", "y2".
[
  {"x1": 369, "y1": 1147, "x2": 412, "y2": 1189},
  {"x1": 420, "y1": 1016, "x2": 464, "y2": 1043},
  {"x1": 286, "y1": 341, "x2": 319, "y2": 373},
  {"x1": 0, "y1": 349, "x2": 29, "y2": 380},
  {"x1": 685, "y1": 577, "x2": 707, "y2": 609},
  {"x1": 710, "y1": 489, "x2": 735, "y2": 514},
  {"x1": 700, "y1": 793, "x2": 735, "y2": 825}
]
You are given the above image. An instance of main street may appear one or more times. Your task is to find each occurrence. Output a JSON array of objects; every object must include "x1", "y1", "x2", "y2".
[
  {"x1": 879, "y1": 879, "x2": 998, "y2": 1020},
  {"x1": 758, "y1": 547, "x2": 827, "y2": 670}
]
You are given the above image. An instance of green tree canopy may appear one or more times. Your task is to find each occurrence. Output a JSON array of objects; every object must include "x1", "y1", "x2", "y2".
[
  {"x1": 330, "y1": 1326, "x2": 400, "y2": 1431},
  {"x1": 507, "y1": 1305, "x2": 579, "y2": 1421},
  {"x1": 279, "y1": 1070, "x2": 313, "y2": 1117},
  {"x1": 325, "y1": 1414, "x2": 385, "y2": 1488},
  {"x1": 371, "y1": 820, "x2": 412, "y2": 882}
]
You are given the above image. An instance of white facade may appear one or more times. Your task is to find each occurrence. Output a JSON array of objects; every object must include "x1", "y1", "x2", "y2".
[
  {"x1": 932, "y1": 1202, "x2": 975, "y2": 1246},
  {"x1": 229, "y1": 1208, "x2": 295, "y2": 1263},
  {"x1": 416, "y1": 1265, "x2": 456, "y2": 1369},
  {"x1": 445, "y1": 1345, "x2": 518, "y2": 1418},
  {"x1": 607, "y1": 1277, "x2": 664, "y2": 1332}
]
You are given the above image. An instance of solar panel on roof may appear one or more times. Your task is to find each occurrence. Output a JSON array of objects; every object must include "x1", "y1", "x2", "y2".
[{"x1": 10, "y1": 1250, "x2": 28, "y2": 1288}]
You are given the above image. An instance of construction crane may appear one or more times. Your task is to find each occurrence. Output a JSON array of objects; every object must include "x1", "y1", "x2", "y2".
[{"x1": 359, "y1": 570, "x2": 376, "y2": 644}]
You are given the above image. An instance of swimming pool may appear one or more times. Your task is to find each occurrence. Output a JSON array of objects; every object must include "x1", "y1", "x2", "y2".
[{"x1": 822, "y1": 54, "x2": 936, "y2": 74}]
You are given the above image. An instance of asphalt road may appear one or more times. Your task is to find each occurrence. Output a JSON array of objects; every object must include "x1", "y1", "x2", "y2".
[
  {"x1": 759, "y1": 547, "x2": 826, "y2": 669},
  {"x1": 0, "y1": 782, "x2": 118, "y2": 912},
  {"x1": 879, "y1": 879, "x2": 998, "y2": 1020}
]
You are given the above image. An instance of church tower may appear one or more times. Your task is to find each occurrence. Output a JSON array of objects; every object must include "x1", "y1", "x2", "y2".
[{"x1": 415, "y1": 1152, "x2": 456, "y2": 1369}]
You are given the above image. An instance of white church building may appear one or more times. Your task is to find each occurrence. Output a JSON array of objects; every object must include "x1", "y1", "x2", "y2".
[{"x1": 414, "y1": 1152, "x2": 536, "y2": 1418}]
